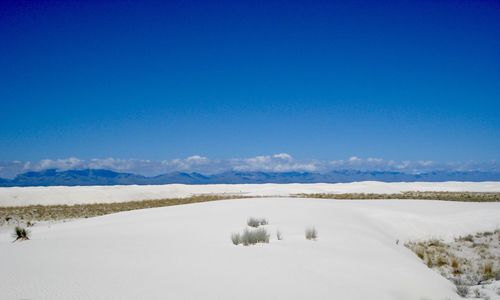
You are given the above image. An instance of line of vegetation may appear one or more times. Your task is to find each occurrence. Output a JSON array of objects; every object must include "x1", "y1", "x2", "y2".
[
  {"x1": 2, "y1": 191, "x2": 499, "y2": 226},
  {"x1": 1, "y1": 194, "x2": 249, "y2": 225},
  {"x1": 295, "y1": 191, "x2": 500, "y2": 202}
]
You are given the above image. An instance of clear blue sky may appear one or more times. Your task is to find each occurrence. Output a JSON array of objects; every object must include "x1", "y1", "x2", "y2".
[{"x1": 1, "y1": 0, "x2": 499, "y2": 163}]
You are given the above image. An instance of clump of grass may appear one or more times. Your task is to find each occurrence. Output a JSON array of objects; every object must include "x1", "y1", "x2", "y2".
[
  {"x1": 415, "y1": 247, "x2": 425, "y2": 260},
  {"x1": 305, "y1": 227, "x2": 318, "y2": 240},
  {"x1": 231, "y1": 232, "x2": 241, "y2": 245},
  {"x1": 436, "y1": 255, "x2": 448, "y2": 267},
  {"x1": 451, "y1": 257, "x2": 461, "y2": 275},
  {"x1": 276, "y1": 230, "x2": 283, "y2": 240},
  {"x1": 240, "y1": 228, "x2": 270, "y2": 246},
  {"x1": 483, "y1": 262, "x2": 494, "y2": 280},
  {"x1": 456, "y1": 285, "x2": 469, "y2": 297},
  {"x1": 473, "y1": 288, "x2": 481, "y2": 298},
  {"x1": 426, "y1": 256, "x2": 434, "y2": 268},
  {"x1": 461, "y1": 234, "x2": 474, "y2": 242},
  {"x1": 247, "y1": 217, "x2": 268, "y2": 228},
  {"x1": 12, "y1": 226, "x2": 30, "y2": 242}
]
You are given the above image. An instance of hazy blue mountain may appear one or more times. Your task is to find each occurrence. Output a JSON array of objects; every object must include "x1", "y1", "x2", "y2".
[{"x1": 0, "y1": 169, "x2": 499, "y2": 187}]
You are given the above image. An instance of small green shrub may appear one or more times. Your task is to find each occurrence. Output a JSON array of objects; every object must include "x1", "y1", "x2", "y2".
[
  {"x1": 12, "y1": 226, "x2": 30, "y2": 242},
  {"x1": 247, "y1": 217, "x2": 268, "y2": 228},
  {"x1": 472, "y1": 288, "x2": 480, "y2": 298},
  {"x1": 305, "y1": 227, "x2": 318, "y2": 240},
  {"x1": 231, "y1": 232, "x2": 241, "y2": 245},
  {"x1": 462, "y1": 235, "x2": 474, "y2": 242},
  {"x1": 456, "y1": 285, "x2": 469, "y2": 297},
  {"x1": 483, "y1": 262, "x2": 494, "y2": 280},
  {"x1": 240, "y1": 228, "x2": 270, "y2": 246}
]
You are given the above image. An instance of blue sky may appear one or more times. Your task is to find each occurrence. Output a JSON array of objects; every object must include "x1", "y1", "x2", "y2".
[{"x1": 0, "y1": 0, "x2": 499, "y2": 175}]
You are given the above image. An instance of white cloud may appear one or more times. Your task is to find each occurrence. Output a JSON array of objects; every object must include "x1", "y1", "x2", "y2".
[
  {"x1": 231, "y1": 153, "x2": 317, "y2": 172},
  {"x1": 31, "y1": 157, "x2": 85, "y2": 171},
  {"x1": 272, "y1": 153, "x2": 293, "y2": 161},
  {"x1": 0, "y1": 155, "x2": 498, "y2": 178},
  {"x1": 186, "y1": 155, "x2": 210, "y2": 164}
]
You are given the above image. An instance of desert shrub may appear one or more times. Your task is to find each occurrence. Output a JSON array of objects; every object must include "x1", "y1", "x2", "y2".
[
  {"x1": 483, "y1": 262, "x2": 494, "y2": 280},
  {"x1": 12, "y1": 226, "x2": 30, "y2": 242},
  {"x1": 451, "y1": 257, "x2": 462, "y2": 275},
  {"x1": 426, "y1": 256, "x2": 434, "y2": 268},
  {"x1": 416, "y1": 247, "x2": 425, "y2": 260},
  {"x1": 247, "y1": 218, "x2": 260, "y2": 227},
  {"x1": 462, "y1": 235, "x2": 474, "y2": 242},
  {"x1": 240, "y1": 228, "x2": 270, "y2": 246},
  {"x1": 456, "y1": 285, "x2": 469, "y2": 297},
  {"x1": 276, "y1": 230, "x2": 282, "y2": 240},
  {"x1": 305, "y1": 227, "x2": 318, "y2": 240},
  {"x1": 247, "y1": 217, "x2": 268, "y2": 228},
  {"x1": 231, "y1": 232, "x2": 241, "y2": 245},
  {"x1": 428, "y1": 239, "x2": 445, "y2": 247},
  {"x1": 437, "y1": 255, "x2": 448, "y2": 267},
  {"x1": 473, "y1": 288, "x2": 481, "y2": 298}
]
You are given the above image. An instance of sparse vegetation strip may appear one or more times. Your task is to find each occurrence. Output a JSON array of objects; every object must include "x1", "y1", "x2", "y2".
[
  {"x1": 2, "y1": 191, "x2": 499, "y2": 226},
  {"x1": 1, "y1": 194, "x2": 248, "y2": 226},
  {"x1": 296, "y1": 191, "x2": 500, "y2": 202}
]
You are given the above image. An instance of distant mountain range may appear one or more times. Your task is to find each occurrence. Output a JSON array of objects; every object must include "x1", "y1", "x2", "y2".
[{"x1": 0, "y1": 169, "x2": 499, "y2": 187}]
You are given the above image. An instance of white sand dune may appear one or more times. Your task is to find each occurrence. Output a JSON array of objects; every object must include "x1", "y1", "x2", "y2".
[
  {"x1": 1, "y1": 197, "x2": 500, "y2": 299},
  {"x1": 1, "y1": 181, "x2": 500, "y2": 206}
]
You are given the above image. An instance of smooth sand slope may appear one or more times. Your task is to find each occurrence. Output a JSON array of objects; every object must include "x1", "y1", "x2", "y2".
[
  {"x1": 2, "y1": 181, "x2": 500, "y2": 206},
  {"x1": 1, "y1": 198, "x2": 500, "y2": 300}
]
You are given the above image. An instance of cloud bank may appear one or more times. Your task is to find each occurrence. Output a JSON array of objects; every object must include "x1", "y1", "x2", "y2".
[{"x1": 0, "y1": 154, "x2": 498, "y2": 179}]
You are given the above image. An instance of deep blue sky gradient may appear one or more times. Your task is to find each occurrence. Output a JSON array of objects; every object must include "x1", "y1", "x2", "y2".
[{"x1": 1, "y1": 0, "x2": 499, "y2": 162}]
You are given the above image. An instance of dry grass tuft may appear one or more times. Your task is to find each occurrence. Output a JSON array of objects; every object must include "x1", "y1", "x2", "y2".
[
  {"x1": 12, "y1": 226, "x2": 30, "y2": 242},
  {"x1": 483, "y1": 262, "x2": 494, "y2": 280},
  {"x1": 276, "y1": 230, "x2": 283, "y2": 240},
  {"x1": 231, "y1": 232, "x2": 241, "y2": 245},
  {"x1": 240, "y1": 228, "x2": 270, "y2": 246},
  {"x1": 305, "y1": 227, "x2": 318, "y2": 240},
  {"x1": 247, "y1": 217, "x2": 268, "y2": 228}
]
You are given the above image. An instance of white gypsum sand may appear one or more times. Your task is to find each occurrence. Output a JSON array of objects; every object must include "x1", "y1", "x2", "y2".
[
  {"x1": 1, "y1": 181, "x2": 500, "y2": 206},
  {"x1": 1, "y1": 197, "x2": 500, "y2": 300}
]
